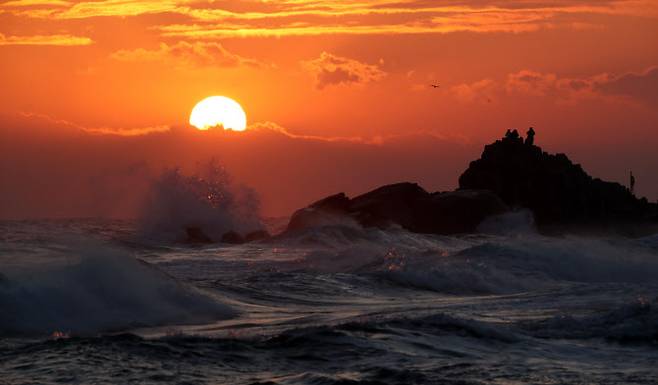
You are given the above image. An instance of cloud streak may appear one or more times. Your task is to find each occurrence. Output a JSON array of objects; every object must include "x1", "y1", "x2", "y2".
[
  {"x1": 449, "y1": 66, "x2": 658, "y2": 106},
  {"x1": 3, "y1": 0, "x2": 657, "y2": 39},
  {"x1": 15, "y1": 112, "x2": 171, "y2": 136},
  {"x1": 0, "y1": 32, "x2": 92, "y2": 46},
  {"x1": 111, "y1": 41, "x2": 265, "y2": 68}
]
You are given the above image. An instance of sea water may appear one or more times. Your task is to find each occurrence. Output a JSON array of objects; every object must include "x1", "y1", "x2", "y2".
[{"x1": 1, "y1": 217, "x2": 658, "y2": 384}]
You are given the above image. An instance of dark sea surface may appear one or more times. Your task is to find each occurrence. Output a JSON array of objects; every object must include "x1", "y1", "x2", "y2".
[{"x1": 1, "y1": 218, "x2": 658, "y2": 384}]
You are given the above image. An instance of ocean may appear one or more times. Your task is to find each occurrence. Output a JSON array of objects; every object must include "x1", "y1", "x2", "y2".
[{"x1": 1, "y1": 217, "x2": 658, "y2": 384}]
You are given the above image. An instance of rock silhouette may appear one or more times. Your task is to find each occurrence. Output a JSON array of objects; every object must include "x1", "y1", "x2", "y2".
[
  {"x1": 459, "y1": 133, "x2": 657, "y2": 228},
  {"x1": 220, "y1": 230, "x2": 245, "y2": 244},
  {"x1": 287, "y1": 183, "x2": 508, "y2": 234},
  {"x1": 287, "y1": 130, "x2": 657, "y2": 236},
  {"x1": 185, "y1": 226, "x2": 213, "y2": 243},
  {"x1": 244, "y1": 229, "x2": 271, "y2": 242},
  {"x1": 183, "y1": 227, "x2": 270, "y2": 244}
]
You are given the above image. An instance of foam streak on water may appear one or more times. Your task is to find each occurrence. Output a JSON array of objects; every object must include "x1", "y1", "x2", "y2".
[{"x1": 1, "y1": 219, "x2": 658, "y2": 385}]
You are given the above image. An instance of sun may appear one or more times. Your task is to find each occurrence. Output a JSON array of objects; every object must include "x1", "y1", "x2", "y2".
[{"x1": 189, "y1": 96, "x2": 247, "y2": 131}]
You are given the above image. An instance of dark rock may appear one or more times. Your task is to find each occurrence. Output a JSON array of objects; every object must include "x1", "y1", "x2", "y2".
[
  {"x1": 459, "y1": 135, "x2": 658, "y2": 228},
  {"x1": 349, "y1": 183, "x2": 429, "y2": 229},
  {"x1": 221, "y1": 231, "x2": 245, "y2": 244},
  {"x1": 245, "y1": 230, "x2": 270, "y2": 242},
  {"x1": 185, "y1": 226, "x2": 213, "y2": 243},
  {"x1": 424, "y1": 190, "x2": 509, "y2": 234},
  {"x1": 287, "y1": 193, "x2": 354, "y2": 231},
  {"x1": 286, "y1": 183, "x2": 508, "y2": 235},
  {"x1": 285, "y1": 132, "x2": 657, "y2": 236},
  {"x1": 310, "y1": 192, "x2": 352, "y2": 212}
]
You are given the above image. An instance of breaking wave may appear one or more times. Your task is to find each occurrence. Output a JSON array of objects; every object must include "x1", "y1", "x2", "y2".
[
  {"x1": 0, "y1": 241, "x2": 236, "y2": 336},
  {"x1": 277, "y1": 226, "x2": 658, "y2": 294},
  {"x1": 2, "y1": 219, "x2": 658, "y2": 385}
]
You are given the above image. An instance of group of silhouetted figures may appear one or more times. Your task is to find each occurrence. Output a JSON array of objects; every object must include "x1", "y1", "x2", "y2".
[
  {"x1": 502, "y1": 127, "x2": 638, "y2": 196},
  {"x1": 504, "y1": 127, "x2": 535, "y2": 146}
]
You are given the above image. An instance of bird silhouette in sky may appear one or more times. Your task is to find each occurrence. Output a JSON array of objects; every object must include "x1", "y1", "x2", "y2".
[{"x1": 429, "y1": 84, "x2": 440, "y2": 88}]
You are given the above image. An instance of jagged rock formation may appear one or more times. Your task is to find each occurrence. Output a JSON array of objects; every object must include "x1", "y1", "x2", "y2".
[
  {"x1": 286, "y1": 183, "x2": 508, "y2": 234},
  {"x1": 459, "y1": 134, "x2": 656, "y2": 227}
]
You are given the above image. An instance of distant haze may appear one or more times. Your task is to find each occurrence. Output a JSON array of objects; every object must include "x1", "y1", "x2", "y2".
[{"x1": 1, "y1": 113, "x2": 656, "y2": 220}]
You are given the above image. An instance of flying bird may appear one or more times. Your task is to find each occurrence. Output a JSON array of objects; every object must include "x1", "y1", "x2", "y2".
[{"x1": 430, "y1": 84, "x2": 440, "y2": 88}]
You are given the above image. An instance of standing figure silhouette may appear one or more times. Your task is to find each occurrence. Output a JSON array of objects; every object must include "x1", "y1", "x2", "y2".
[{"x1": 525, "y1": 127, "x2": 535, "y2": 145}]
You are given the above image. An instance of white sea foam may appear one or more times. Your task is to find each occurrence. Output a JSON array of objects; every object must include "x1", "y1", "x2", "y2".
[
  {"x1": 477, "y1": 209, "x2": 537, "y2": 235},
  {"x1": 392, "y1": 235, "x2": 658, "y2": 293}
]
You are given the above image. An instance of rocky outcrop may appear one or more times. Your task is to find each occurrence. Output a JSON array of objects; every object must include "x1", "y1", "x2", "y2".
[
  {"x1": 286, "y1": 183, "x2": 508, "y2": 234},
  {"x1": 221, "y1": 229, "x2": 271, "y2": 244},
  {"x1": 458, "y1": 135, "x2": 657, "y2": 227},
  {"x1": 287, "y1": 193, "x2": 353, "y2": 231},
  {"x1": 244, "y1": 230, "x2": 271, "y2": 242},
  {"x1": 220, "y1": 231, "x2": 245, "y2": 244},
  {"x1": 286, "y1": 132, "x2": 657, "y2": 236},
  {"x1": 185, "y1": 227, "x2": 213, "y2": 244},
  {"x1": 184, "y1": 227, "x2": 270, "y2": 244},
  {"x1": 198, "y1": 131, "x2": 656, "y2": 240}
]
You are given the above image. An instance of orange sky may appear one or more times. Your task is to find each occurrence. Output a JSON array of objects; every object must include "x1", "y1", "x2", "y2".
[{"x1": 1, "y1": 0, "x2": 658, "y2": 219}]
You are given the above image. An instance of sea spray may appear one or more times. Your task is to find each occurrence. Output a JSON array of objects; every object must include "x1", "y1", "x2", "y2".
[{"x1": 139, "y1": 160, "x2": 263, "y2": 242}]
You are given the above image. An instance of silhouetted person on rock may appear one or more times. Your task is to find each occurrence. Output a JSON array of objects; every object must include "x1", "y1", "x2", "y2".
[
  {"x1": 504, "y1": 129, "x2": 523, "y2": 144},
  {"x1": 630, "y1": 171, "x2": 636, "y2": 195},
  {"x1": 525, "y1": 127, "x2": 535, "y2": 146}
]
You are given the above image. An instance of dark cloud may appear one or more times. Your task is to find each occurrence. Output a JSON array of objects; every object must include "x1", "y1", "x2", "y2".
[
  {"x1": 598, "y1": 67, "x2": 658, "y2": 105},
  {"x1": 302, "y1": 52, "x2": 386, "y2": 89},
  {"x1": 496, "y1": 66, "x2": 658, "y2": 105}
]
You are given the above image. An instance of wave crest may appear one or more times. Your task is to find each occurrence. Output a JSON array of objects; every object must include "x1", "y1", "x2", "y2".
[{"x1": 0, "y1": 241, "x2": 236, "y2": 336}]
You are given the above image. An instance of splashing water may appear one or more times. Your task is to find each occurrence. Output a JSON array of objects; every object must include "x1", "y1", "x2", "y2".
[{"x1": 139, "y1": 160, "x2": 263, "y2": 242}]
